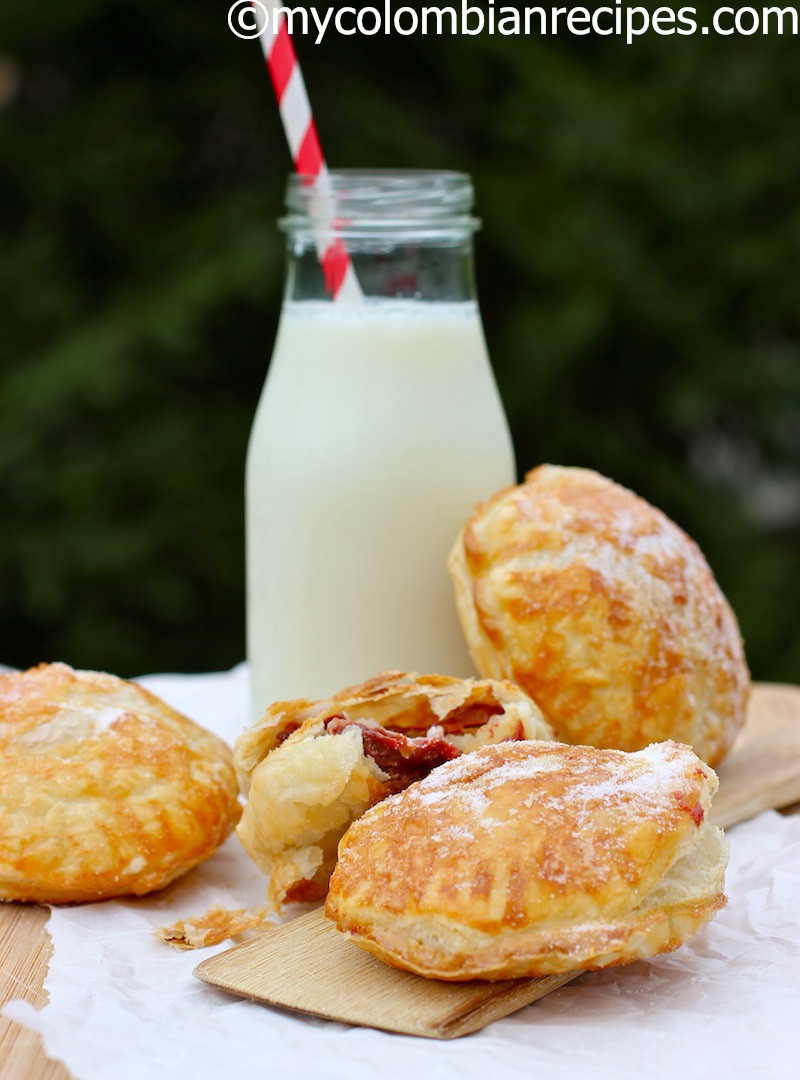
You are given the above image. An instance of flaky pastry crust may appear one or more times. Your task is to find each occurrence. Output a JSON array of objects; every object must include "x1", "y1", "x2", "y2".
[
  {"x1": 325, "y1": 740, "x2": 728, "y2": 980},
  {"x1": 0, "y1": 663, "x2": 241, "y2": 903},
  {"x1": 234, "y1": 671, "x2": 553, "y2": 910},
  {"x1": 448, "y1": 464, "x2": 750, "y2": 765}
]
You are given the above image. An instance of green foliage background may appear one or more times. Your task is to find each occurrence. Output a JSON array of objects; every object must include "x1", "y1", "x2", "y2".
[{"x1": 1, "y1": 2, "x2": 798, "y2": 681}]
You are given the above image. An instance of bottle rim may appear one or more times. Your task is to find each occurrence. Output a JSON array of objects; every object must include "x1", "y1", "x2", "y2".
[{"x1": 279, "y1": 169, "x2": 480, "y2": 237}]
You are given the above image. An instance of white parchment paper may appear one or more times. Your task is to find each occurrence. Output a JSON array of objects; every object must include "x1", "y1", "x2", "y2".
[{"x1": 4, "y1": 665, "x2": 800, "y2": 1080}]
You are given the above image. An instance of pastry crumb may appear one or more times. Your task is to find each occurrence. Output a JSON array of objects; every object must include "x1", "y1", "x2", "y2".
[{"x1": 155, "y1": 902, "x2": 273, "y2": 949}]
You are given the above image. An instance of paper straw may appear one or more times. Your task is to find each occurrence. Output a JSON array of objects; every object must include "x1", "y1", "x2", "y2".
[{"x1": 253, "y1": 4, "x2": 361, "y2": 301}]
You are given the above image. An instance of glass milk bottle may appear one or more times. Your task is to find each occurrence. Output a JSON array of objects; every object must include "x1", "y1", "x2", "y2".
[{"x1": 246, "y1": 170, "x2": 515, "y2": 717}]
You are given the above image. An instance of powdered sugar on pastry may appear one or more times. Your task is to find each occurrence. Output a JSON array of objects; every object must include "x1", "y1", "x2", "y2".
[
  {"x1": 15, "y1": 705, "x2": 140, "y2": 750},
  {"x1": 326, "y1": 739, "x2": 726, "y2": 980},
  {"x1": 448, "y1": 464, "x2": 750, "y2": 764},
  {"x1": 395, "y1": 741, "x2": 711, "y2": 853}
]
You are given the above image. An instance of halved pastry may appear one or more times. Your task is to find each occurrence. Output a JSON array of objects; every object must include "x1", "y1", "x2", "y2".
[
  {"x1": 325, "y1": 739, "x2": 728, "y2": 980},
  {"x1": 234, "y1": 671, "x2": 552, "y2": 910}
]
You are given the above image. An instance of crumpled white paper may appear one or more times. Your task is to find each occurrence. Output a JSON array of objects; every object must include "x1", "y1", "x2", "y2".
[{"x1": 4, "y1": 665, "x2": 800, "y2": 1080}]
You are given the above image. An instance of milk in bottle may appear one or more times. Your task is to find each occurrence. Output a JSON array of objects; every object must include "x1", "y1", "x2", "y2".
[{"x1": 246, "y1": 171, "x2": 515, "y2": 717}]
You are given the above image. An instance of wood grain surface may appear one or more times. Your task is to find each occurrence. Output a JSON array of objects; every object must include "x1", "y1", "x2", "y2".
[
  {"x1": 712, "y1": 683, "x2": 800, "y2": 827},
  {"x1": 195, "y1": 905, "x2": 579, "y2": 1039},
  {"x1": 3, "y1": 683, "x2": 800, "y2": 1067},
  {"x1": 0, "y1": 904, "x2": 68, "y2": 1080}
]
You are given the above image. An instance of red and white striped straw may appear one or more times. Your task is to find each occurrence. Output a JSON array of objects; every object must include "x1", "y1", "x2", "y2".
[{"x1": 254, "y1": 4, "x2": 361, "y2": 301}]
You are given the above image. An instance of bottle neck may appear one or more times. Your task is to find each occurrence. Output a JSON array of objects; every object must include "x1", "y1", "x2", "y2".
[
  {"x1": 279, "y1": 170, "x2": 480, "y2": 304},
  {"x1": 282, "y1": 234, "x2": 477, "y2": 303}
]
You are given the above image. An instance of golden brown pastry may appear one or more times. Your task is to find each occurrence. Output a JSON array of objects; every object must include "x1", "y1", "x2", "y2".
[
  {"x1": 0, "y1": 662, "x2": 241, "y2": 903},
  {"x1": 325, "y1": 739, "x2": 728, "y2": 980},
  {"x1": 234, "y1": 671, "x2": 553, "y2": 910},
  {"x1": 448, "y1": 464, "x2": 750, "y2": 765}
]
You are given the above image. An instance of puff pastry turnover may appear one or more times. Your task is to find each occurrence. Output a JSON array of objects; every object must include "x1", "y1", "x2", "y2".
[
  {"x1": 325, "y1": 739, "x2": 728, "y2": 980},
  {"x1": 448, "y1": 464, "x2": 750, "y2": 765},
  {"x1": 234, "y1": 670, "x2": 553, "y2": 910},
  {"x1": 0, "y1": 663, "x2": 241, "y2": 903}
]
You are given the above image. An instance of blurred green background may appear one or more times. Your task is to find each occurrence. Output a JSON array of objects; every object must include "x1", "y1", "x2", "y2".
[{"x1": 1, "y1": 2, "x2": 798, "y2": 681}]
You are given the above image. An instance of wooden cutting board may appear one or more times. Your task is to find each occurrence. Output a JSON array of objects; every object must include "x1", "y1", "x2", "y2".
[
  {"x1": 197, "y1": 907, "x2": 577, "y2": 1039},
  {"x1": 193, "y1": 682, "x2": 800, "y2": 1040}
]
